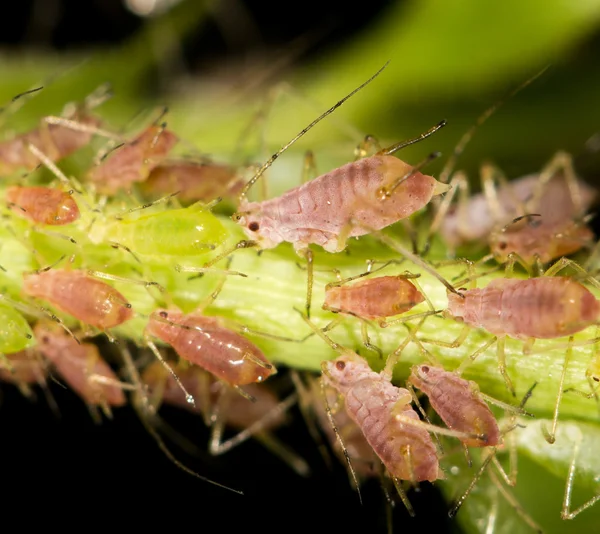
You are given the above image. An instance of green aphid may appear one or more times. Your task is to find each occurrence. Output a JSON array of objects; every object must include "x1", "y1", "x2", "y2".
[
  {"x1": 0, "y1": 304, "x2": 35, "y2": 354},
  {"x1": 92, "y1": 202, "x2": 229, "y2": 257}
]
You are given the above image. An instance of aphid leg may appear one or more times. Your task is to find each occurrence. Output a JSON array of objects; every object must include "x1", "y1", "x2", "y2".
[
  {"x1": 543, "y1": 256, "x2": 600, "y2": 291},
  {"x1": 175, "y1": 239, "x2": 257, "y2": 277},
  {"x1": 542, "y1": 336, "x2": 574, "y2": 444},
  {"x1": 391, "y1": 476, "x2": 415, "y2": 517},
  {"x1": 209, "y1": 392, "x2": 302, "y2": 458},
  {"x1": 302, "y1": 247, "x2": 314, "y2": 319},
  {"x1": 529, "y1": 151, "x2": 583, "y2": 215},
  {"x1": 489, "y1": 468, "x2": 544, "y2": 533},
  {"x1": 253, "y1": 432, "x2": 312, "y2": 477},
  {"x1": 325, "y1": 259, "x2": 409, "y2": 289},
  {"x1": 368, "y1": 228, "x2": 463, "y2": 297},
  {"x1": 239, "y1": 61, "x2": 390, "y2": 201},
  {"x1": 42, "y1": 116, "x2": 121, "y2": 141},
  {"x1": 480, "y1": 162, "x2": 525, "y2": 222},
  {"x1": 120, "y1": 344, "x2": 243, "y2": 494},
  {"x1": 484, "y1": 487, "x2": 500, "y2": 534},
  {"x1": 354, "y1": 134, "x2": 382, "y2": 160},
  {"x1": 424, "y1": 171, "x2": 470, "y2": 256},
  {"x1": 291, "y1": 371, "x2": 335, "y2": 469},
  {"x1": 561, "y1": 428, "x2": 600, "y2": 520},
  {"x1": 86, "y1": 269, "x2": 167, "y2": 305},
  {"x1": 407, "y1": 383, "x2": 445, "y2": 454},
  {"x1": 503, "y1": 252, "x2": 534, "y2": 278},
  {"x1": 27, "y1": 144, "x2": 79, "y2": 191},
  {"x1": 496, "y1": 336, "x2": 516, "y2": 397},
  {"x1": 302, "y1": 150, "x2": 318, "y2": 184},
  {"x1": 144, "y1": 335, "x2": 196, "y2": 407},
  {"x1": 449, "y1": 447, "x2": 498, "y2": 518},
  {"x1": 320, "y1": 376, "x2": 363, "y2": 503},
  {"x1": 320, "y1": 307, "x2": 382, "y2": 358}
]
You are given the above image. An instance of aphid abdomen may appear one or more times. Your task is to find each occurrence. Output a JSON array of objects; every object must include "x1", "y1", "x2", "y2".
[
  {"x1": 144, "y1": 162, "x2": 242, "y2": 203},
  {"x1": 109, "y1": 206, "x2": 228, "y2": 256},
  {"x1": 448, "y1": 277, "x2": 600, "y2": 339},
  {"x1": 88, "y1": 126, "x2": 178, "y2": 193},
  {"x1": 409, "y1": 366, "x2": 499, "y2": 447},
  {"x1": 146, "y1": 310, "x2": 275, "y2": 386},
  {"x1": 345, "y1": 379, "x2": 440, "y2": 482},
  {"x1": 22, "y1": 270, "x2": 133, "y2": 329},
  {"x1": 6, "y1": 186, "x2": 80, "y2": 225},
  {"x1": 49, "y1": 115, "x2": 101, "y2": 157},
  {"x1": 325, "y1": 276, "x2": 424, "y2": 319}
]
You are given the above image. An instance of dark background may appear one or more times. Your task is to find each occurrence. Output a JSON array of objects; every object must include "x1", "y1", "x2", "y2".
[{"x1": 0, "y1": 1, "x2": 454, "y2": 532}]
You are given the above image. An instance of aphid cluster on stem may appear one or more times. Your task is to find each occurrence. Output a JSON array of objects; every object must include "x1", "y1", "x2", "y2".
[{"x1": 1, "y1": 64, "x2": 600, "y2": 533}]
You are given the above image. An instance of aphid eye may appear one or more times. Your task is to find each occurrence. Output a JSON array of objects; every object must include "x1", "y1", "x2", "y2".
[
  {"x1": 248, "y1": 222, "x2": 260, "y2": 232},
  {"x1": 336, "y1": 360, "x2": 346, "y2": 370},
  {"x1": 594, "y1": 376, "x2": 599, "y2": 383},
  {"x1": 421, "y1": 366, "x2": 430, "y2": 374},
  {"x1": 159, "y1": 311, "x2": 169, "y2": 318},
  {"x1": 42, "y1": 336, "x2": 50, "y2": 343},
  {"x1": 498, "y1": 241, "x2": 508, "y2": 250}
]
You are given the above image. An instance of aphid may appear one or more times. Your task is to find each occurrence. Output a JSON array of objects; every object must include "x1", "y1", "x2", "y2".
[
  {"x1": 89, "y1": 198, "x2": 229, "y2": 258},
  {"x1": 141, "y1": 159, "x2": 243, "y2": 204},
  {"x1": 141, "y1": 360, "x2": 309, "y2": 475},
  {"x1": 441, "y1": 272, "x2": 600, "y2": 395},
  {"x1": 487, "y1": 213, "x2": 595, "y2": 271},
  {"x1": 86, "y1": 124, "x2": 178, "y2": 194},
  {"x1": 407, "y1": 365, "x2": 501, "y2": 448},
  {"x1": 233, "y1": 62, "x2": 451, "y2": 314},
  {"x1": 145, "y1": 309, "x2": 276, "y2": 388},
  {"x1": 0, "y1": 112, "x2": 102, "y2": 176},
  {"x1": 6, "y1": 185, "x2": 80, "y2": 226},
  {"x1": 0, "y1": 349, "x2": 47, "y2": 396},
  {"x1": 22, "y1": 268, "x2": 134, "y2": 332},
  {"x1": 438, "y1": 169, "x2": 597, "y2": 249},
  {"x1": 322, "y1": 263, "x2": 436, "y2": 356},
  {"x1": 323, "y1": 273, "x2": 426, "y2": 322},
  {"x1": 34, "y1": 321, "x2": 127, "y2": 417}
]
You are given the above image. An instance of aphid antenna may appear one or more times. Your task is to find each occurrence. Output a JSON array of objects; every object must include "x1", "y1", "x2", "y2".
[
  {"x1": 113, "y1": 190, "x2": 181, "y2": 220},
  {"x1": 319, "y1": 375, "x2": 363, "y2": 504},
  {"x1": 142, "y1": 328, "x2": 196, "y2": 408},
  {"x1": 119, "y1": 344, "x2": 244, "y2": 495},
  {"x1": 0, "y1": 85, "x2": 44, "y2": 129},
  {"x1": 438, "y1": 65, "x2": 549, "y2": 184},
  {"x1": 238, "y1": 61, "x2": 391, "y2": 202},
  {"x1": 27, "y1": 143, "x2": 82, "y2": 193},
  {"x1": 377, "y1": 120, "x2": 447, "y2": 157}
]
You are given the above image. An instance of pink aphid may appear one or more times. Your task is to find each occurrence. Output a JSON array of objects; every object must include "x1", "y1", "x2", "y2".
[
  {"x1": 447, "y1": 276, "x2": 600, "y2": 340},
  {"x1": 87, "y1": 124, "x2": 178, "y2": 194},
  {"x1": 0, "y1": 349, "x2": 47, "y2": 387},
  {"x1": 323, "y1": 275, "x2": 425, "y2": 320},
  {"x1": 0, "y1": 114, "x2": 101, "y2": 176},
  {"x1": 237, "y1": 155, "x2": 449, "y2": 253},
  {"x1": 142, "y1": 360, "x2": 286, "y2": 430},
  {"x1": 34, "y1": 322, "x2": 126, "y2": 407},
  {"x1": 323, "y1": 352, "x2": 442, "y2": 482},
  {"x1": 441, "y1": 171, "x2": 597, "y2": 248},
  {"x1": 6, "y1": 185, "x2": 80, "y2": 225},
  {"x1": 488, "y1": 215, "x2": 594, "y2": 266},
  {"x1": 145, "y1": 309, "x2": 275, "y2": 386},
  {"x1": 142, "y1": 160, "x2": 243, "y2": 204},
  {"x1": 22, "y1": 269, "x2": 133, "y2": 330},
  {"x1": 407, "y1": 365, "x2": 499, "y2": 448}
]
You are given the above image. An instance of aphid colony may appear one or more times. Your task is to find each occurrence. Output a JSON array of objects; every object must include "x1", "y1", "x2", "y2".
[{"x1": 1, "y1": 68, "x2": 599, "y2": 532}]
